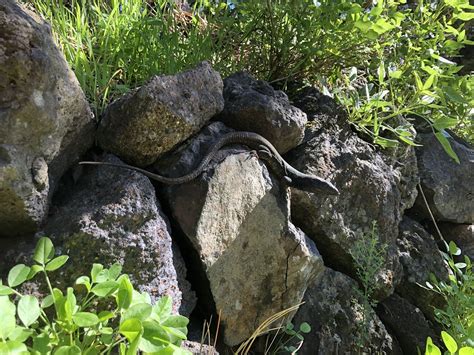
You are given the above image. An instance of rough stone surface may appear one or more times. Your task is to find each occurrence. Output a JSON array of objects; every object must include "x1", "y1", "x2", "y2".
[
  {"x1": 181, "y1": 341, "x2": 218, "y2": 354},
  {"x1": 293, "y1": 268, "x2": 399, "y2": 354},
  {"x1": 0, "y1": 0, "x2": 95, "y2": 237},
  {"x1": 159, "y1": 122, "x2": 324, "y2": 346},
  {"x1": 97, "y1": 61, "x2": 224, "y2": 167},
  {"x1": 4, "y1": 155, "x2": 195, "y2": 316},
  {"x1": 286, "y1": 94, "x2": 418, "y2": 298},
  {"x1": 396, "y1": 217, "x2": 449, "y2": 320},
  {"x1": 413, "y1": 132, "x2": 473, "y2": 224},
  {"x1": 215, "y1": 72, "x2": 307, "y2": 153},
  {"x1": 377, "y1": 293, "x2": 438, "y2": 354},
  {"x1": 439, "y1": 222, "x2": 474, "y2": 260}
]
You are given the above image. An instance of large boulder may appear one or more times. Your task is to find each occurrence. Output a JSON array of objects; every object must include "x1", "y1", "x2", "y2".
[
  {"x1": 0, "y1": 0, "x2": 95, "y2": 238},
  {"x1": 396, "y1": 217, "x2": 449, "y2": 320},
  {"x1": 292, "y1": 268, "x2": 399, "y2": 354},
  {"x1": 215, "y1": 72, "x2": 307, "y2": 153},
  {"x1": 97, "y1": 61, "x2": 224, "y2": 167},
  {"x1": 4, "y1": 155, "x2": 196, "y2": 315},
  {"x1": 412, "y1": 132, "x2": 473, "y2": 224},
  {"x1": 377, "y1": 293, "x2": 439, "y2": 354},
  {"x1": 287, "y1": 91, "x2": 418, "y2": 298},
  {"x1": 157, "y1": 122, "x2": 324, "y2": 346}
]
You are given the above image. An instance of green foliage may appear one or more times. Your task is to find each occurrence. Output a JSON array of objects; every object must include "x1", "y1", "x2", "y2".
[
  {"x1": 424, "y1": 241, "x2": 474, "y2": 349},
  {"x1": 26, "y1": 0, "x2": 473, "y2": 154},
  {"x1": 425, "y1": 331, "x2": 474, "y2": 355},
  {"x1": 264, "y1": 321, "x2": 312, "y2": 354},
  {"x1": 0, "y1": 237, "x2": 191, "y2": 354},
  {"x1": 328, "y1": 0, "x2": 473, "y2": 156},
  {"x1": 350, "y1": 221, "x2": 388, "y2": 348}
]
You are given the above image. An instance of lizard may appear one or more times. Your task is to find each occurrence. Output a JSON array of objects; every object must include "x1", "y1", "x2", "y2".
[{"x1": 79, "y1": 131, "x2": 339, "y2": 195}]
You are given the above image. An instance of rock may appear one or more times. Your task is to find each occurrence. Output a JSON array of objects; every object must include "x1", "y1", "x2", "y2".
[
  {"x1": 439, "y1": 222, "x2": 474, "y2": 260},
  {"x1": 0, "y1": 0, "x2": 95, "y2": 237},
  {"x1": 377, "y1": 293, "x2": 438, "y2": 354},
  {"x1": 158, "y1": 122, "x2": 324, "y2": 346},
  {"x1": 412, "y1": 132, "x2": 473, "y2": 224},
  {"x1": 286, "y1": 103, "x2": 418, "y2": 298},
  {"x1": 4, "y1": 155, "x2": 195, "y2": 316},
  {"x1": 215, "y1": 72, "x2": 307, "y2": 153},
  {"x1": 181, "y1": 341, "x2": 218, "y2": 354},
  {"x1": 292, "y1": 268, "x2": 399, "y2": 354},
  {"x1": 396, "y1": 217, "x2": 449, "y2": 320},
  {"x1": 97, "y1": 61, "x2": 224, "y2": 167}
]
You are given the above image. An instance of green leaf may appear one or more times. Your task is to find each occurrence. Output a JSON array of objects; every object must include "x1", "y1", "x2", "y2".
[
  {"x1": 33, "y1": 237, "x2": 54, "y2": 265},
  {"x1": 459, "y1": 347, "x2": 474, "y2": 355},
  {"x1": 45, "y1": 255, "x2": 69, "y2": 271},
  {"x1": 389, "y1": 70, "x2": 403, "y2": 79},
  {"x1": 140, "y1": 320, "x2": 171, "y2": 352},
  {"x1": 425, "y1": 337, "x2": 442, "y2": 355},
  {"x1": 0, "y1": 297, "x2": 16, "y2": 339},
  {"x1": 18, "y1": 295, "x2": 41, "y2": 327},
  {"x1": 75, "y1": 276, "x2": 91, "y2": 292},
  {"x1": 54, "y1": 345, "x2": 82, "y2": 355},
  {"x1": 152, "y1": 296, "x2": 172, "y2": 322},
  {"x1": 108, "y1": 263, "x2": 122, "y2": 280},
  {"x1": 299, "y1": 322, "x2": 311, "y2": 334},
  {"x1": 98, "y1": 310, "x2": 114, "y2": 322},
  {"x1": 441, "y1": 331, "x2": 458, "y2": 354},
  {"x1": 28, "y1": 265, "x2": 43, "y2": 280},
  {"x1": 7, "y1": 327, "x2": 33, "y2": 343},
  {"x1": 72, "y1": 312, "x2": 100, "y2": 327},
  {"x1": 32, "y1": 333, "x2": 51, "y2": 354},
  {"x1": 91, "y1": 264, "x2": 104, "y2": 283},
  {"x1": 123, "y1": 303, "x2": 152, "y2": 322},
  {"x1": 423, "y1": 74, "x2": 436, "y2": 90},
  {"x1": 433, "y1": 118, "x2": 458, "y2": 130},
  {"x1": 120, "y1": 318, "x2": 143, "y2": 342},
  {"x1": 41, "y1": 294, "x2": 54, "y2": 309},
  {"x1": 0, "y1": 285, "x2": 14, "y2": 296},
  {"x1": 8, "y1": 264, "x2": 31, "y2": 288},
  {"x1": 377, "y1": 61, "x2": 385, "y2": 84},
  {"x1": 443, "y1": 86, "x2": 468, "y2": 104},
  {"x1": 117, "y1": 275, "x2": 134, "y2": 310},
  {"x1": 91, "y1": 281, "x2": 119, "y2": 297},
  {"x1": 448, "y1": 241, "x2": 461, "y2": 255},
  {"x1": 455, "y1": 12, "x2": 474, "y2": 21},
  {"x1": 434, "y1": 132, "x2": 460, "y2": 164},
  {"x1": 0, "y1": 340, "x2": 28, "y2": 354}
]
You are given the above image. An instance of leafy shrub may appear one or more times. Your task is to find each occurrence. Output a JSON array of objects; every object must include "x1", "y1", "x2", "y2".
[
  {"x1": 424, "y1": 241, "x2": 474, "y2": 349},
  {"x1": 350, "y1": 221, "x2": 387, "y2": 348},
  {"x1": 425, "y1": 331, "x2": 474, "y2": 355},
  {"x1": 0, "y1": 237, "x2": 191, "y2": 354}
]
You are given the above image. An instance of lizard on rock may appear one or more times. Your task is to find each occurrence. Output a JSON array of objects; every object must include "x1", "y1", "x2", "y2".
[{"x1": 79, "y1": 131, "x2": 339, "y2": 195}]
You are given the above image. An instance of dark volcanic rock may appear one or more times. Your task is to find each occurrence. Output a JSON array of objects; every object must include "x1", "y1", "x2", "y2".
[
  {"x1": 377, "y1": 293, "x2": 438, "y2": 354},
  {"x1": 215, "y1": 72, "x2": 307, "y2": 153},
  {"x1": 97, "y1": 61, "x2": 224, "y2": 167},
  {"x1": 4, "y1": 155, "x2": 195, "y2": 316},
  {"x1": 439, "y1": 222, "x2": 474, "y2": 260},
  {"x1": 287, "y1": 102, "x2": 418, "y2": 298},
  {"x1": 293, "y1": 268, "x2": 399, "y2": 354},
  {"x1": 412, "y1": 132, "x2": 473, "y2": 224},
  {"x1": 396, "y1": 217, "x2": 449, "y2": 321},
  {"x1": 0, "y1": 0, "x2": 95, "y2": 237}
]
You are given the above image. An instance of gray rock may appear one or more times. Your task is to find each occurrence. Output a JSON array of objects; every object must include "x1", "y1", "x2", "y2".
[
  {"x1": 377, "y1": 293, "x2": 438, "y2": 354},
  {"x1": 0, "y1": 0, "x2": 95, "y2": 237},
  {"x1": 159, "y1": 122, "x2": 324, "y2": 346},
  {"x1": 413, "y1": 132, "x2": 473, "y2": 224},
  {"x1": 181, "y1": 341, "x2": 218, "y2": 354},
  {"x1": 396, "y1": 217, "x2": 449, "y2": 321},
  {"x1": 287, "y1": 110, "x2": 418, "y2": 298},
  {"x1": 293, "y1": 268, "x2": 399, "y2": 354},
  {"x1": 439, "y1": 222, "x2": 474, "y2": 260},
  {"x1": 5, "y1": 155, "x2": 195, "y2": 316},
  {"x1": 97, "y1": 61, "x2": 224, "y2": 167},
  {"x1": 215, "y1": 72, "x2": 307, "y2": 153}
]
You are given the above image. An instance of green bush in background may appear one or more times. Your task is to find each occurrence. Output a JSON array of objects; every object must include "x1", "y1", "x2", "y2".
[{"x1": 26, "y1": 0, "x2": 473, "y2": 156}]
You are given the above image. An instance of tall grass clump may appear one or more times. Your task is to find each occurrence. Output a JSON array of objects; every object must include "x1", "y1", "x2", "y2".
[{"x1": 27, "y1": 0, "x2": 219, "y2": 116}]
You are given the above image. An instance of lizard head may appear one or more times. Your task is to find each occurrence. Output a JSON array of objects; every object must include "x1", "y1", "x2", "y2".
[{"x1": 287, "y1": 174, "x2": 340, "y2": 195}]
